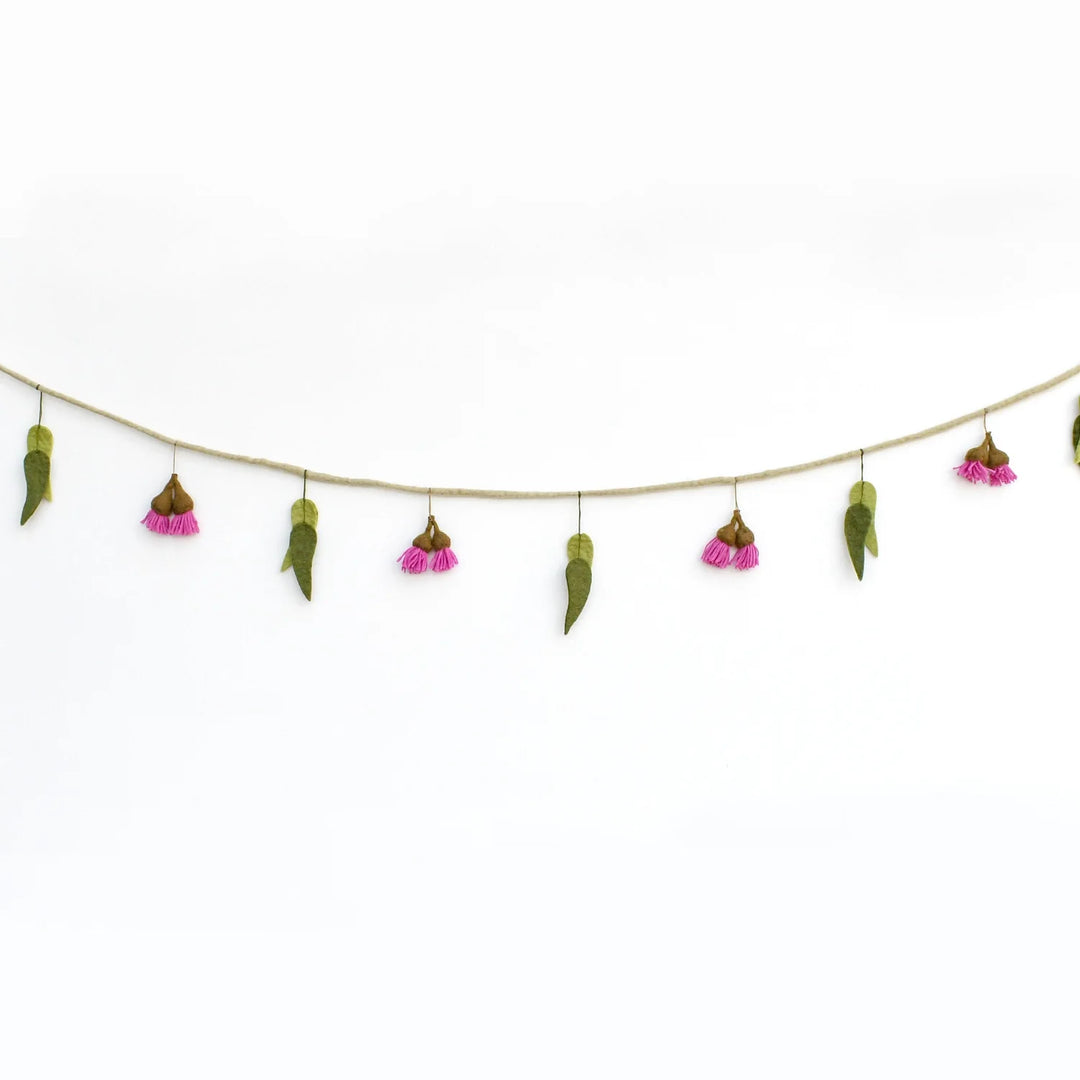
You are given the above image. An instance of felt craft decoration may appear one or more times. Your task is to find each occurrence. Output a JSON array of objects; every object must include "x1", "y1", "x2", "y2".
[
  {"x1": 20, "y1": 425, "x2": 53, "y2": 525},
  {"x1": 1073, "y1": 398, "x2": 1080, "y2": 464},
  {"x1": 398, "y1": 515, "x2": 457, "y2": 573},
  {"x1": 844, "y1": 480, "x2": 879, "y2": 581},
  {"x1": 141, "y1": 474, "x2": 200, "y2": 535},
  {"x1": 564, "y1": 533, "x2": 593, "y2": 634},
  {"x1": 281, "y1": 498, "x2": 318, "y2": 600},
  {"x1": 955, "y1": 432, "x2": 1016, "y2": 486},
  {"x1": 700, "y1": 509, "x2": 759, "y2": 570}
]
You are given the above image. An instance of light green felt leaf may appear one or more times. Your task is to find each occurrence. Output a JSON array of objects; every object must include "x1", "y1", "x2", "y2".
[
  {"x1": 865, "y1": 521, "x2": 879, "y2": 558},
  {"x1": 21, "y1": 449, "x2": 50, "y2": 525},
  {"x1": 27, "y1": 425, "x2": 53, "y2": 457},
  {"x1": 281, "y1": 548, "x2": 293, "y2": 572},
  {"x1": 291, "y1": 499, "x2": 319, "y2": 527},
  {"x1": 844, "y1": 503, "x2": 873, "y2": 581},
  {"x1": 849, "y1": 480, "x2": 877, "y2": 511},
  {"x1": 567, "y1": 533, "x2": 594, "y2": 567},
  {"x1": 1073, "y1": 414, "x2": 1080, "y2": 453},
  {"x1": 564, "y1": 557, "x2": 592, "y2": 635},
  {"x1": 287, "y1": 521, "x2": 318, "y2": 600}
]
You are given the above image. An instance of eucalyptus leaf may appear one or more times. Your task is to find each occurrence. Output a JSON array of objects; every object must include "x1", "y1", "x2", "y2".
[
  {"x1": 287, "y1": 521, "x2": 318, "y2": 600},
  {"x1": 564, "y1": 557, "x2": 592, "y2": 634},
  {"x1": 865, "y1": 521, "x2": 879, "y2": 559},
  {"x1": 291, "y1": 499, "x2": 319, "y2": 528},
  {"x1": 1074, "y1": 414, "x2": 1080, "y2": 452},
  {"x1": 27, "y1": 425, "x2": 53, "y2": 457},
  {"x1": 21, "y1": 449, "x2": 50, "y2": 525},
  {"x1": 567, "y1": 533, "x2": 594, "y2": 566},
  {"x1": 844, "y1": 502, "x2": 873, "y2": 581},
  {"x1": 849, "y1": 480, "x2": 877, "y2": 511}
]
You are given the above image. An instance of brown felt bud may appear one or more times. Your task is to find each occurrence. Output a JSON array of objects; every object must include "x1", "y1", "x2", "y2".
[
  {"x1": 964, "y1": 433, "x2": 992, "y2": 466},
  {"x1": 411, "y1": 531, "x2": 434, "y2": 552},
  {"x1": 732, "y1": 510, "x2": 755, "y2": 548},
  {"x1": 986, "y1": 434, "x2": 1010, "y2": 469},
  {"x1": 171, "y1": 476, "x2": 195, "y2": 515},
  {"x1": 150, "y1": 479, "x2": 174, "y2": 516},
  {"x1": 429, "y1": 524, "x2": 451, "y2": 552},
  {"x1": 716, "y1": 521, "x2": 738, "y2": 546}
]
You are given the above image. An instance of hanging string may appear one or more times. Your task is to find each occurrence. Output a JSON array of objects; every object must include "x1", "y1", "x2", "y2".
[
  {"x1": 860, "y1": 449, "x2": 864, "y2": 482},
  {"x1": 37, "y1": 386, "x2": 43, "y2": 426},
  {"x1": 577, "y1": 491, "x2": 582, "y2": 534},
  {"x1": 2, "y1": 360, "x2": 1078, "y2": 500}
]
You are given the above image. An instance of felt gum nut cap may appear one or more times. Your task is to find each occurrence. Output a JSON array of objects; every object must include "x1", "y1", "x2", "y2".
[
  {"x1": 715, "y1": 520, "x2": 738, "y2": 546},
  {"x1": 986, "y1": 434, "x2": 1010, "y2": 469},
  {"x1": 431, "y1": 526, "x2": 453, "y2": 551},
  {"x1": 732, "y1": 510, "x2": 755, "y2": 548},
  {"x1": 964, "y1": 433, "x2": 992, "y2": 465},
  {"x1": 171, "y1": 476, "x2": 195, "y2": 515},
  {"x1": 411, "y1": 530, "x2": 434, "y2": 552},
  {"x1": 150, "y1": 479, "x2": 174, "y2": 516}
]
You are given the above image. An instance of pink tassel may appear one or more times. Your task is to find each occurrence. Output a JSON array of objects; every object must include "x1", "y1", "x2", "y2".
[
  {"x1": 701, "y1": 537, "x2": 732, "y2": 567},
  {"x1": 989, "y1": 464, "x2": 1017, "y2": 486},
  {"x1": 431, "y1": 547, "x2": 458, "y2": 573},
  {"x1": 734, "y1": 543, "x2": 759, "y2": 570},
  {"x1": 397, "y1": 545, "x2": 429, "y2": 573},
  {"x1": 956, "y1": 459, "x2": 991, "y2": 484},
  {"x1": 168, "y1": 510, "x2": 200, "y2": 536},
  {"x1": 141, "y1": 509, "x2": 172, "y2": 535}
]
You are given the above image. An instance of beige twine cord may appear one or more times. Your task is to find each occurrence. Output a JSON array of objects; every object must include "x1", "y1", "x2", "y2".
[{"x1": 3, "y1": 361, "x2": 1079, "y2": 499}]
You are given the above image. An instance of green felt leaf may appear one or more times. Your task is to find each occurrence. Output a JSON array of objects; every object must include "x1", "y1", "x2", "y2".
[
  {"x1": 21, "y1": 449, "x2": 50, "y2": 525},
  {"x1": 865, "y1": 521, "x2": 879, "y2": 558},
  {"x1": 1074, "y1": 413, "x2": 1080, "y2": 452},
  {"x1": 287, "y1": 521, "x2": 318, "y2": 600},
  {"x1": 27, "y1": 425, "x2": 53, "y2": 457},
  {"x1": 844, "y1": 502, "x2": 873, "y2": 581},
  {"x1": 567, "y1": 533, "x2": 594, "y2": 567},
  {"x1": 281, "y1": 548, "x2": 293, "y2": 571},
  {"x1": 564, "y1": 557, "x2": 592, "y2": 635},
  {"x1": 291, "y1": 499, "x2": 319, "y2": 527},
  {"x1": 849, "y1": 480, "x2": 877, "y2": 511}
]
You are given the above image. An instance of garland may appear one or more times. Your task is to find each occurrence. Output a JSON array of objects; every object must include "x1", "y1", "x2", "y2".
[{"x1": 5, "y1": 363, "x2": 1080, "y2": 633}]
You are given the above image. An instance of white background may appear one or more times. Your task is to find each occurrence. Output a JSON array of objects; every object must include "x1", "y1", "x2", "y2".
[{"x1": 3, "y1": 2, "x2": 1080, "y2": 1076}]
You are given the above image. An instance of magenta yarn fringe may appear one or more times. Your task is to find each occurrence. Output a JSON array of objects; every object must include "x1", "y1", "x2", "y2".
[
  {"x1": 734, "y1": 543, "x2": 760, "y2": 570},
  {"x1": 956, "y1": 459, "x2": 991, "y2": 484},
  {"x1": 141, "y1": 509, "x2": 172, "y2": 534},
  {"x1": 398, "y1": 545, "x2": 429, "y2": 573},
  {"x1": 168, "y1": 511, "x2": 200, "y2": 536},
  {"x1": 701, "y1": 537, "x2": 732, "y2": 568},
  {"x1": 142, "y1": 509, "x2": 199, "y2": 536},
  {"x1": 431, "y1": 547, "x2": 458, "y2": 573},
  {"x1": 989, "y1": 464, "x2": 1017, "y2": 486}
]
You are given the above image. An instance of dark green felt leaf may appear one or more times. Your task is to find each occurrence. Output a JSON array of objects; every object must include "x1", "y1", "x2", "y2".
[
  {"x1": 27, "y1": 425, "x2": 53, "y2": 457},
  {"x1": 287, "y1": 521, "x2": 318, "y2": 600},
  {"x1": 21, "y1": 449, "x2": 50, "y2": 525},
  {"x1": 567, "y1": 533, "x2": 594, "y2": 567},
  {"x1": 844, "y1": 502, "x2": 873, "y2": 581},
  {"x1": 564, "y1": 557, "x2": 592, "y2": 634},
  {"x1": 1073, "y1": 414, "x2": 1080, "y2": 452}
]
